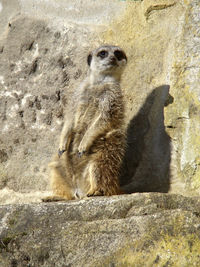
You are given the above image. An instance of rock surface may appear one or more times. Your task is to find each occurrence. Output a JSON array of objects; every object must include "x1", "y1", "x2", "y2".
[
  {"x1": 0, "y1": 0, "x2": 200, "y2": 200},
  {"x1": 0, "y1": 193, "x2": 200, "y2": 266}
]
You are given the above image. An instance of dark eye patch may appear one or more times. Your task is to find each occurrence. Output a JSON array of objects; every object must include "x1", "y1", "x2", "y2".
[
  {"x1": 114, "y1": 50, "x2": 127, "y2": 61},
  {"x1": 97, "y1": 50, "x2": 108, "y2": 59},
  {"x1": 87, "y1": 54, "x2": 92, "y2": 66}
]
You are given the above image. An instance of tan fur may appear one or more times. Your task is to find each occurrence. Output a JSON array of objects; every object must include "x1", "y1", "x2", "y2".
[{"x1": 43, "y1": 45, "x2": 127, "y2": 201}]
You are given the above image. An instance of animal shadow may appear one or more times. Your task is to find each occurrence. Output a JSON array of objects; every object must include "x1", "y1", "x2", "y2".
[{"x1": 120, "y1": 85, "x2": 172, "y2": 193}]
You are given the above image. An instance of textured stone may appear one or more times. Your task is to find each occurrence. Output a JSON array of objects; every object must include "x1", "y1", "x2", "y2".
[
  {"x1": 164, "y1": 0, "x2": 200, "y2": 195},
  {"x1": 99, "y1": 0, "x2": 200, "y2": 196},
  {"x1": 0, "y1": 10, "x2": 99, "y2": 195},
  {"x1": 0, "y1": 193, "x2": 200, "y2": 266},
  {"x1": 0, "y1": 1, "x2": 199, "y2": 197}
]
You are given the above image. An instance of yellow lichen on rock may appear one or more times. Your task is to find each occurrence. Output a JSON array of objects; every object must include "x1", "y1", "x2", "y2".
[
  {"x1": 101, "y1": 0, "x2": 197, "y2": 194},
  {"x1": 164, "y1": 0, "x2": 200, "y2": 195},
  {"x1": 100, "y1": 214, "x2": 200, "y2": 266},
  {"x1": 101, "y1": 0, "x2": 184, "y2": 115}
]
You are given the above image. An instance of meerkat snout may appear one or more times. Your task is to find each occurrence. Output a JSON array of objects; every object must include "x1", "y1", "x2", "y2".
[{"x1": 108, "y1": 56, "x2": 117, "y2": 66}]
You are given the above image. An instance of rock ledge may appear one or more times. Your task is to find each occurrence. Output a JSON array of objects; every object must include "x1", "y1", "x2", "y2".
[{"x1": 0, "y1": 193, "x2": 200, "y2": 266}]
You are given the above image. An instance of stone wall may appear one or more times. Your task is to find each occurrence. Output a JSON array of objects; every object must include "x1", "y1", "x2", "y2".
[{"x1": 0, "y1": 0, "x2": 200, "y2": 203}]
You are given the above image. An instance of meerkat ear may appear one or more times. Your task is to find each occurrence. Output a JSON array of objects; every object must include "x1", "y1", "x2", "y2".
[{"x1": 87, "y1": 53, "x2": 92, "y2": 66}]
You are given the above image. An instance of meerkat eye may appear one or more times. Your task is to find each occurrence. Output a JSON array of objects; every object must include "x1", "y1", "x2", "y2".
[
  {"x1": 114, "y1": 50, "x2": 127, "y2": 61},
  {"x1": 97, "y1": 50, "x2": 108, "y2": 59}
]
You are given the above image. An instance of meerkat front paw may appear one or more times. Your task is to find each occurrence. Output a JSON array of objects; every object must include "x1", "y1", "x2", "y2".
[
  {"x1": 58, "y1": 142, "x2": 67, "y2": 157},
  {"x1": 58, "y1": 148, "x2": 66, "y2": 157},
  {"x1": 77, "y1": 152, "x2": 84, "y2": 158},
  {"x1": 77, "y1": 142, "x2": 87, "y2": 157}
]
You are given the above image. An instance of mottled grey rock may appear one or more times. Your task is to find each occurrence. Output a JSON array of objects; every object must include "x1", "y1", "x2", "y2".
[
  {"x1": 0, "y1": 13, "x2": 95, "y2": 194},
  {"x1": 0, "y1": 193, "x2": 200, "y2": 266}
]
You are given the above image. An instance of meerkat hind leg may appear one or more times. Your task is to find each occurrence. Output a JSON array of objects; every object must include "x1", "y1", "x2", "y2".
[
  {"x1": 85, "y1": 161, "x2": 109, "y2": 197},
  {"x1": 43, "y1": 158, "x2": 75, "y2": 201},
  {"x1": 84, "y1": 162, "x2": 102, "y2": 197},
  {"x1": 86, "y1": 150, "x2": 121, "y2": 197}
]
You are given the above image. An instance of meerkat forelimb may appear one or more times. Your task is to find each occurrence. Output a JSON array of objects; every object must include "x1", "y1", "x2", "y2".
[{"x1": 58, "y1": 116, "x2": 74, "y2": 156}]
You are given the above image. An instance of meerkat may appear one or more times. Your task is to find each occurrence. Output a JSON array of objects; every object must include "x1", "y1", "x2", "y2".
[{"x1": 44, "y1": 45, "x2": 127, "y2": 201}]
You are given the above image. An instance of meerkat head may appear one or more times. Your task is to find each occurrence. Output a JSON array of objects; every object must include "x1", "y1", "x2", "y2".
[{"x1": 87, "y1": 45, "x2": 127, "y2": 82}]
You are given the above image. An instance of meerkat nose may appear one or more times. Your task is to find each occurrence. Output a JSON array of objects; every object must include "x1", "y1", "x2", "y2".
[{"x1": 109, "y1": 56, "x2": 117, "y2": 65}]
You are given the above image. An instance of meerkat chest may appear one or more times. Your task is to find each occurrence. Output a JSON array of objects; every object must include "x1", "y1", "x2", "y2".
[
  {"x1": 74, "y1": 83, "x2": 122, "y2": 129},
  {"x1": 76, "y1": 86, "x2": 107, "y2": 114},
  {"x1": 73, "y1": 90, "x2": 98, "y2": 129},
  {"x1": 80, "y1": 83, "x2": 119, "y2": 106}
]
